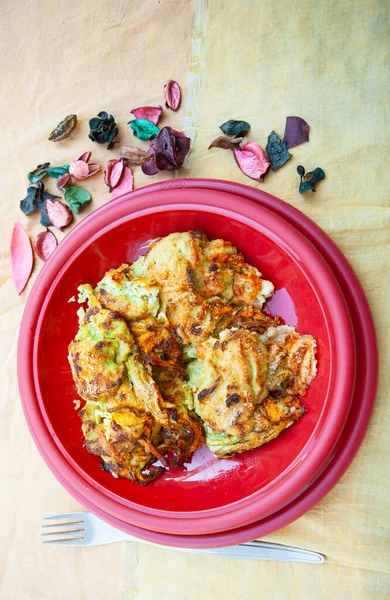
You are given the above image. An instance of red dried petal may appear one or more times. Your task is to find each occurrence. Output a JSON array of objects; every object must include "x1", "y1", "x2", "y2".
[
  {"x1": 110, "y1": 167, "x2": 133, "y2": 199},
  {"x1": 56, "y1": 172, "x2": 73, "y2": 189},
  {"x1": 284, "y1": 116, "x2": 310, "y2": 149},
  {"x1": 130, "y1": 106, "x2": 163, "y2": 125},
  {"x1": 10, "y1": 222, "x2": 34, "y2": 294},
  {"x1": 46, "y1": 198, "x2": 73, "y2": 231},
  {"x1": 233, "y1": 142, "x2": 270, "y2": 181},
  {"x1": 104, "y1": 158, "x2": 125, "y2": 191},
  {"x1": 76, "y1": 151, "x2": 92, "y2": 163},
  {"x1": 164, "y1": 80, "x2": 181, "y2": 111},
  {"x1": 69, "y1": 160, "x2": 89, "y2": 179},
  {"x1": 34, "y1": 230, "x2": 58, "y2": 262}
]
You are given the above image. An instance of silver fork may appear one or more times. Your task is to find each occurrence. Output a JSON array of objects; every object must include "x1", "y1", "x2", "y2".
[{"x1": 41, "y1": 512, "x2": 325, "y2": 563}]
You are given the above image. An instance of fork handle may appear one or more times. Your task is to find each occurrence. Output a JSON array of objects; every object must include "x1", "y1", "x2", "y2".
[{"x1": 120, "y1": 535, "x2": 324, "y2": 563}]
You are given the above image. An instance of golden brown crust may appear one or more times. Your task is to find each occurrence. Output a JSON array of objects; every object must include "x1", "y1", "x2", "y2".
[{"x1": 68, "y1": 232, "x2": 317, "y2": 483}]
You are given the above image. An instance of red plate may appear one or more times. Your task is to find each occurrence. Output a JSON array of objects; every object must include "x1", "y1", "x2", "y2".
[{"x1": 18, "y1": 181, "x2": 355, "y2": 535}]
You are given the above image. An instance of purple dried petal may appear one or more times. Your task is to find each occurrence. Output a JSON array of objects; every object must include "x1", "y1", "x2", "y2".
[
  {"x1": 233, "y1": 142, "x2": 270, "y2": 181},
  {"x1": 141, "y1": 148, "x2": 160, "y2": 175},
  {"x1": 284, "y1": 116, "x2": 310, "y2": 149},
  {"x1": 34, "y1": 229, "x2": 58, "y2": 262},
  {"x1": 130, "y1": 106, "x2": 163, "y2": 125},
  {"x1": 164, "y1": 80, "x2": 181, "y2": 111},
  {"x1": 141, "y1": 127, "x2": 190, "y2": 176}
]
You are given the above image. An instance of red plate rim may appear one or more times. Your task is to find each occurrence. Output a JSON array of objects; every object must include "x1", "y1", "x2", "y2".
[
  {"x1": 18, "y1": 180, "x2": 358, "y2": 536},
  {"x1": 30, "y1": 197, "x2": 354, "y2": 534},
  {"x1": 18, "y1": 178, "x2": 378, "y2": 548}
]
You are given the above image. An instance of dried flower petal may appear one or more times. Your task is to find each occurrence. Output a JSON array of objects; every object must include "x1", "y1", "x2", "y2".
[
  {"x1": 233, "y1": 142, "x2": 270, "y2": 181},
  {"x1": 220, "y1": 119, "x2": 250, "y2": 138},
  {"x1": 284, "y1": 117, "x2": 310, "y2": 149},
  {"x1": 110, "y1": 167, "x2": 133, "y2": 200},
  {"x1": 141, "y1": 127, "x2": 190, "y2": 176},
  {"x1": 28, "y1": 163, "x2": 69, "y2": 183},
  {"x1": 27, "y1": 163, "x2": 50, "y2": 183},
  {"x1": 46, "y1": 198, "x2": 73, "y2": 230},
  {"x1": 164, "y1": 80, "x2": 181, "y2": 111},
  {"x1": 129, "y1": 118, "x2": 159, "y2": 141},
  {"x1": 130, "y1": 106, "x2": 163, "y2": 125},
  {"x1": 48, "y1": 114, "x2": 77, "y2": 142},
  {"x1": 119, "y1": 146, "x2": 147, "y2": 165},
  {"x1": 297, "y1": 166, "x2": 325, "y2": 193},
  {"x1": 87, "y1": 163, "x2": 100, "y2": 177},
  {"x1": 10, "y1": 222, "x2": 34, "y2": 294},
  {"x1": 69, "y1": 160, "x2": 89, "y2": 179},
  {"x1": 64, "y1": 186, "x2": 92, "y2": 213},
  {"x1": 88, "y1": 112, "x2": 118, "y2": 149},
  {"x1": 76, "y1": 151, "x2": 92, "y2": 163},
  {"x1": 20, "y1": 186, "x2": 40, "y2": 216},
  {"x1": 104, "y1": 158, "x2": 125, "y2": 192},
  {"x1": 208, "y1": 136, "x2": 244, "y2": 151},
  {"x1": 266, "y1": 131, "x2": 292, "y2": 171},
  {"x1": 57, "y1": 173, "x2": 73, "y2": 189},
  {"x1": 36, "y1": 188, "x2": 60, "y2": 227},
  {"x1": 34, "y1": 229, "x2": 58, "y2": 262},
  {"x1": 46, "y1": 165, "x2": 70, "y2": 179}
]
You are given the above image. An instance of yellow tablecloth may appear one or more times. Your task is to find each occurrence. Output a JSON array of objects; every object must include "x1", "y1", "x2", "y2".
[{"x1": 0, "y1": 1, "x2": 389, "y2": 598}]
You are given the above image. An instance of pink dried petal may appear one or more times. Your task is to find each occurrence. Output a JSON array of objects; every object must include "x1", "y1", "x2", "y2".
[
  {"x1": 110, "y1": 167, "x2": 133, "y2": 200},
  {"x1": 104, "y1": 158, "x2": 125, "y2": 191},
  {"x1": 56, "y1": 172, "x2": 73, "y2": 189},
  {"x1": 34, "y1": 230, "x2": 58, "y2": 262},
  {"x1": 69, "y1": 160, "x2": 89, "y2": 179},
  {"x1": 130, "y1": 106, "x2": 163, "y2": 125},
  {"x1": 86, "y1": 163, "x2": 100, "y2": 177},
  {"x1": 46, "y1": 198, "x2": 73, "y2": 231},
  {"x1": 76, "y1": 151, "x2": 92, "y2": 163},
  {"x1": 164, "y1": 80, "x2": 181, "y2": 111},
  {"x1": 233, "y1": 142, "x2": 270, "y2": 181},
  {"x1": 10, "y1": 222, "x2": 34, "y2": 294}
]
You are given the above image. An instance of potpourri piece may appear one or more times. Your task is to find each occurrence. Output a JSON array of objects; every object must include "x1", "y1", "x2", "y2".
[
  {"x1": 266, "y1": 131, "x2": 292, "y2": 171},
  {"x1": 164, "y1": 80, "x2": 181, "y2": 111},
  {"x1": 34, "y1": 229, "x2": 58, "y2": 262},
  {"x1": 20, "y1": 181, "x2": 60, "y2": 227},
  {"x1": 297, "y1": 165, "x2": 325, "y2": 193},
  {"x1": 104, "y1": 158, "x2": 125, "y2": 192},
  {"x1": 233, "y1": 142, "x2": 270, "y2": 181},
  {"x1": 220, "y1": 119, "x2": 250, "y2": 138},
  {"x1": 10, "y1": 222, "x2": 33, "y2": 294},
  {"x1": 130, "y1": 106, "x2": 163, "y2": 125},
  {"x1": 88, "y1": 112, "x2": 118, "y2": 149},
  {"x1": 69, "y1": 232, "x2": 317, "y2": 484},
  {"x1": 45, "y1": 198, "x2": 73, "y2": 230},
  {"x1": 141, "y1": 127, "x2": 191, "y2": 175},
  {"x1": 284, "y1": 116, "x2": 310, "y2": 149},
  {"x1": 48, "y1": 114, "x2": 77, "y2": 142},
  {"x1": 129, "y1": 118, "x2": 159, "y2": 141}
]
